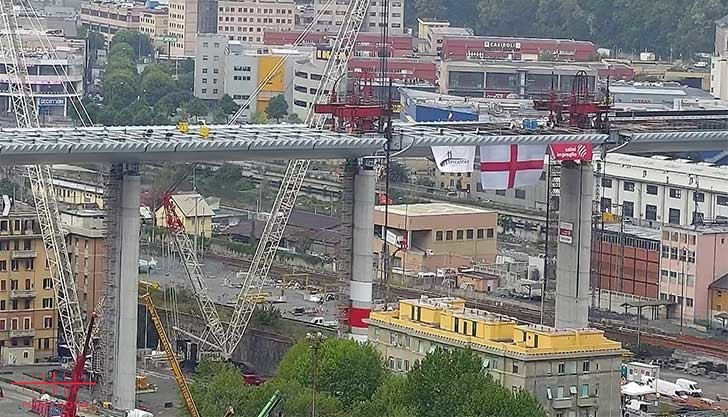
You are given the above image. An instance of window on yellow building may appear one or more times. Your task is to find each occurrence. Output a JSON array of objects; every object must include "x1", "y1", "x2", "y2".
[
  {"x1": 456, "y1": 230, "x2": 464, "y2": 240},
  {"x1": 445, "y1": 230, "x2": 453, "y2": 241},
  {"x1": 466, "y1": 229, "x2": 474, "y2": 239},
  {"x1": 435, "y1": 231, "x2": 443, "y2": 241},
  {"x1": 477, "y1": 229, "x2": 484, "y2": 239}
]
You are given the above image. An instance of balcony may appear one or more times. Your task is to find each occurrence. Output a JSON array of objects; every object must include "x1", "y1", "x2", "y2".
[
  {"x1": 10, "y1": 289, "x2": 36, "y2": 299},
  {"x1": 551, "y1": 398, "x2": 573, "y2": 410},
  {"x1": 577, "y1": 396, "x2": 598, "y2": 407},
  {"x1": 12, "y1": 250, "x2": 37, "y2": 259},
  {"x1": 9, "y1": 329, "x2": 35, "y2": 338}
]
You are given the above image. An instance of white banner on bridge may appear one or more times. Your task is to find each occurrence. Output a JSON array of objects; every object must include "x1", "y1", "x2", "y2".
[{"x1": 431, "y1": 146, "x2": 476, "y2": 173}]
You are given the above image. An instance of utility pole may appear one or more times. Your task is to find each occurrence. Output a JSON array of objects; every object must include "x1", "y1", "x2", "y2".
[{"x1": 306, "y1": 332, "x2": 325, "y2": 417}]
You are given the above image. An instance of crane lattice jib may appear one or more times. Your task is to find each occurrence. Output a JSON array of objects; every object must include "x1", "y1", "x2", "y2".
[
  {"x1": 141, "y1": 293, "x2": 200, "y2": 417},
  {"x1": 224, "y1": 0, "x2": 371, "y2": 357},
  {"x1": 0, "y1": 0, "x2": 85, "y2": 358},
  {"x1": 162, "y1": 193, "x2": 227, "y2": 350}
]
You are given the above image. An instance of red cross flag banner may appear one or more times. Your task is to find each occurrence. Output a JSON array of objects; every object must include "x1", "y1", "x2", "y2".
[{"x1": 479, "y1": 144, "x2": 547, "y2": 190}]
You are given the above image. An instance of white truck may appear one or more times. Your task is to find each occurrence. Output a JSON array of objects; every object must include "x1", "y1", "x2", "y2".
[
  {"x1": 646, "y1": 378, "x2": 688, "y2": 399},
  {"x1": 675, "y1": 378, "x2": 702, "y2": 397}
]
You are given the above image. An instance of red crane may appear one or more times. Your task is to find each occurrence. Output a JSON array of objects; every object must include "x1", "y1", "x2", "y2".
[{"x1": 60, "y1": 313, "x2": 97, "y2": 417}]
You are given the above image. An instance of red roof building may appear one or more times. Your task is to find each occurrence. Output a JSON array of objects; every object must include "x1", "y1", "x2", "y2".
[
  {"x1": 348, "y1": 57, "x2": 437, "y2": 84},
  {"x1": 263, "y1": 30, "x2": 414, "y2": 57},
  {"x1": 441, "y1": 36, "x2": 597, "y2": 62}
]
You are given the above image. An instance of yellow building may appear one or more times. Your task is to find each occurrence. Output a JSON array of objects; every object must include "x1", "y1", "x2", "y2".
[
  {"x1": 256, "y1": 55, "x2": 286, "y2": 113},
  {"x1": 367, "y1": 297, "x2": 625, "y2": 417},
  {"x1": 45, "y1": 178, "x2": 104, "y2": 209},
  {"x1": 373, "y1": 203, "x2": 498, "y2": 272},
  {"x1": 140, "y1": 8, "x2": 170, "y2": 43},
  {"x1": 0, "y1": 202, "x2": 58, "y2": 362},
  {"x1": 155, "y1": 192, "x2": 214, "y2": 238},
  {"x1": 709, "y1": 274, "x2": 728, "y2": 325}
]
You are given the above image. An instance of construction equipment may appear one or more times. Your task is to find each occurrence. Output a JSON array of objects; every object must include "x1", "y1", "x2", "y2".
[
  {"x1": 223, "y1": 0, "x2": 373, "y2": 358},
  {"x1": 257, "y1": 390, "x2": 284, "y2": 417},
  {"x1": 161, "y1": 192, "x2": 227, "y2": 352},
  {"x1": 140, "y1": 292, "x2": 200, "y2": 417},
  {"x1": 60, "y1": 313, "x2": 96, "y2": 417},
  {"x1": 0, "y1": 0, "x2": 86, "y2": 360}
]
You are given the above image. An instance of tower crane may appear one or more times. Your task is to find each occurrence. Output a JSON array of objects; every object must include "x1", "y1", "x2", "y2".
[
  {"x1": 223, "y1": 0, "x2": 373, "y2": 356},
  {"x1": 0, "y1": 0, "x2": 86, "y2": 358}
]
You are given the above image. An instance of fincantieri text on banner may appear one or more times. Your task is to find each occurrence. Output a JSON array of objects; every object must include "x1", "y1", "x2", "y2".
[{"x1": 431, "y1": 146, "x2": 476, "y2": 173}]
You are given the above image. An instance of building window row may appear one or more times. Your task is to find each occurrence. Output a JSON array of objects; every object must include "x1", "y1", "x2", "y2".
[{"x1": 435, "y1": 228, "x2": 494, "y2": 242}]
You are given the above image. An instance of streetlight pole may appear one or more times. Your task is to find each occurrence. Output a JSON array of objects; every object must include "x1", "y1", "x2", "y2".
[{"x1": 306, "y1": 332, "x2": 325, "y2": 417}]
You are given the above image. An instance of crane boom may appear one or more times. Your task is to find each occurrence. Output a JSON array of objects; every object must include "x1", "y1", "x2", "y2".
[
  {"x1": 0, "y1": 0, "x2": 85, "y2": 357},
  {"x1": 224, "y1": 0, "x2": 371, "y2": 357},
  {"x1": 162, "y1": 193, "x2": 227, "y2": 350},
  {"x1": 140, "y1": 293, "x2": 201, "y2": 417}
]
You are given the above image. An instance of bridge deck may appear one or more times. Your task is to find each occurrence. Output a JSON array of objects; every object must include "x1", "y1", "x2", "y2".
[{"x1": 0, "y1": 123, "x2": 724, "y2": 163}]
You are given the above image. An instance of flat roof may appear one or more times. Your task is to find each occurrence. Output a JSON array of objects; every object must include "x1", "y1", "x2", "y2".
[
  {"x1": 602, "y1": 223, "x2": 662, "y2": 241},
  {"x1": 375, "y1": 203, "x2": 493, "y2": 217},
  {"x1": 600, "y1": 153, "x2": 728, "y2": 180},
  {"x1": 443, "y1": 60, "x2": 596, "y2": 73},
  {"x1": 429, "y1": 26, "x2": 472, "y2": 36}
]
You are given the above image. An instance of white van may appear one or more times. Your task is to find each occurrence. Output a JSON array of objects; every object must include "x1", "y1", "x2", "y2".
[
  {"x1": 675, "y1": 378, "x2": 702, "y2": 397},
  {"x1": 128, "y1": 410, "x2": 153, "y2": 417}
]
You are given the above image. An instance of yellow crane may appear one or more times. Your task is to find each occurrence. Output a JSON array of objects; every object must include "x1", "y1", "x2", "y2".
[{"x1": 139, "y1": 292, "x2": 200, "y2": 417}]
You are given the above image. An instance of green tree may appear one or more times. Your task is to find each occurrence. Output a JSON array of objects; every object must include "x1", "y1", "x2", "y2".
[
  {"x1": 140, "y1": 69, "x2": 175, "y2": 105},
  {"x1": 265, "y1": 94, "x2": 288, "y2": 122},
  {"x1": 251, "y1": 111, "x2": 268, "y2": 124},
  {"x1": 287, "y1": 113, "x2": 303, "y2": 124},
  {"x1": 405, "y1": 348, "x2": 545, "y2": 417},
  {"x1": 110, "y1": 30, "x2": 154, "y2": 58},
  {"x1": 219, "y1": 94, "x2": 239, "y2": 115},
  {"x1": 277, "y1": 338, "x2": 387, "y2": 410},
  {"x1": 186, "y1": 98, "x2": 208, "y2": 118}
]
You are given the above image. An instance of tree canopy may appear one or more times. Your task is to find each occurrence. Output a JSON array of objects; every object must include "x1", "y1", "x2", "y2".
[
  {"x1": 72, "y1": 31, "x2": 234, "y2": 126},
  {"x1": 408, "y1": 0, "x2": 728, "y2": 57},
  {"x1": 186, "y1": 340, "x2": 546, "y2": 417},
  {"x1": 265, "y1": 94, "x2": 289, "y2": 122}
]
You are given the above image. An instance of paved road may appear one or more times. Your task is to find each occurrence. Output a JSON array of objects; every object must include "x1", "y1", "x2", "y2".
[{"x1": 141, "y1": 250, "x2": 342, "y2": 323}]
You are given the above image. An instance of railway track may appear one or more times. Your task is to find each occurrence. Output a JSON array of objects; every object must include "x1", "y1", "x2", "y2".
[{"x1": 201, "y1": 250, "x2": 728, "y2": 360}]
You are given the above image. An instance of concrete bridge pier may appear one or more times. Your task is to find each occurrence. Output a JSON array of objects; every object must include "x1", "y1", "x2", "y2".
[
  {"x1": 348, "y1": 159, "x2": 376, "y2": 342},
  {"x1": 555, "y1": 161, "x2": 593, "y2": 330},
  {"x1": 103, "y1": 162, "x2": 141, "y2": 411}
]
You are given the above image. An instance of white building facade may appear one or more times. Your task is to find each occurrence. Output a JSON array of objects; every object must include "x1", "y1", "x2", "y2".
[
  {"x1": 598, "y1": 154, "x2": 728, "y2": 228},
  {"x1": 217, "y1": 0, "x2": 296, "y2": 44},
  {"x1": 308, "y1": 0, "x2": 405, "y2": 34}
]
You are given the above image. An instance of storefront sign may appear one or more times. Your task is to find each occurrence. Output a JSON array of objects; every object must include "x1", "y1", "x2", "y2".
[
  {"x1": 39, "y1": 98, "x2": 64, "y2": 106},
  {"x1": 483, "y1": 41, "x2": 521, "y2": 51}
]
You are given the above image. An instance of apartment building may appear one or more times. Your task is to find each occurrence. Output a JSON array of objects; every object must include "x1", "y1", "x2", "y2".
[
  {"x1": 0, "y1": 202, "x2": 57, "y2": 361},
  {"x1": 80, "y1": 1, "x2": 143, "y2": 38},
  {"x1": 367, "y1": 297, "x2": 624, "y2": 417},
  {"x1": 139, "y1": 8, "x2": 170, "y2": 42},
  {"x1": 658, "y1": 224, "x2": 728, "y2": 326},
  {"x1": 60, "y1": 209, "x2": 105, "y2": 319},
  {"x1": 217, "y1": 0, "x2": 295, "y2": 43},
  {"x1": 47, "y1": 178, "x2": 104, "y2": 209},
  {"x1": 306, "y1": 0, "x2": 405, "y2": 34},
  {"x1": 0, "y1": 30, "x2": 85, "y2": 122},
  {"x1": 597, "y1": 154, "x2": 728, "y2": 229},
  {"x1": 168, "y1": 0, "x2": 218, "y2": 57},
  {"x1": 372, "y1": 203, "x2": 497, "y2": 272},
  {"x1": 194, "y1": 34, "x2": 310, "y2": 112}
]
